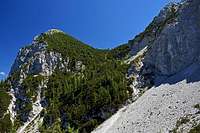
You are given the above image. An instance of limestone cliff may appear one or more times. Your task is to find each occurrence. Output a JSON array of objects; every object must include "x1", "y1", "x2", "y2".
[{"x1": 8, "y1": 30, "x2": 70, "y2": 133}]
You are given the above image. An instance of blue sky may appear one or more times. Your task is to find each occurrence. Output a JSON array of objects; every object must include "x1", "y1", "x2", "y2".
[{"x1": 0, "y1": 0, "x2": 180, "y2": 80}]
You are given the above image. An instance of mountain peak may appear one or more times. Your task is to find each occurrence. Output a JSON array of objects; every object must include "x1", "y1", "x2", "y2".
[
  {"x1": 45, "y1": 29, "x2": 64, "y2": 35},
  {"x1": 33, "y1": 29, "x2": 65, "y2": 43}
]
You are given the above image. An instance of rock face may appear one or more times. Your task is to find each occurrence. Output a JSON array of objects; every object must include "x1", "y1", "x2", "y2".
[
  {"x1": 127, "y1": 0, "x2": 200, "y2": 89},
  {"x1": 144, "y1": 0, "x2": 200, "y2": 76},
  {"x1": 130, "y1": 0, "x2": 200, "y2": 77},
  {"x1": 127, "y1": 2, "x2": 183, "y2": 93},
  {"x1": 129, "y1": 0, "x2": 200, "y2": 77},
  {"x1": 8, "y1": 31, "x2": 70, "y2": 133},
  {"x1": 10, "y1": 42, "x2": 69, "y2": 77}
]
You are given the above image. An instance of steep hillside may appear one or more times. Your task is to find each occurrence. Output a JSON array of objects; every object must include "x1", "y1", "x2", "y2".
[{"x1": 0, "y1": 29, "x2": 132, "y2": 133}]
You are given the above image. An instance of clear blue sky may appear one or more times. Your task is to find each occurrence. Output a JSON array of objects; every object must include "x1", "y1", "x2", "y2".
[{"x1": 0, "y1": 0, "x2": 179, "y2": 79}]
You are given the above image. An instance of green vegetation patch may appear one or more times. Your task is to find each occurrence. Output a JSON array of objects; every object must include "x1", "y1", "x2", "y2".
[
  {"x1": 194, "y1": 104, "x2": 200, "y2": 110},
  {"x1": 171, "y1": 116, "x2": 190, "y2": 133},
  {"x1": 189, "y1": 124, "x2": 200, "y2": 133},
  {"x1": 0, "y1": 81, "x2": 12, "y2": 132}
]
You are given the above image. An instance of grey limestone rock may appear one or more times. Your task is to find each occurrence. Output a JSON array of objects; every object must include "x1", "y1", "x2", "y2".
[
  {"x1": 10, "y1": 42, "x2": 69, "y2": 77},
  {"x1": 144, "y1": 0, "x2": 200, "y2": 76}
]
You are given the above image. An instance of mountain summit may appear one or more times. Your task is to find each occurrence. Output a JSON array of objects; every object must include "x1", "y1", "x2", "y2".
[{"x1": 0, "y1": 29, "x2": 131, "y2": 133}]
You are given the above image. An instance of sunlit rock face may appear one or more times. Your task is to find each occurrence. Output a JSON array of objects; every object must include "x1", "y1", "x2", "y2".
[
  {"x1": 8, "y1": 33, "x2": 70, "y2": 133},
  {"x1": 10, "y1": 42, "x2": 69, "y2": 77}
]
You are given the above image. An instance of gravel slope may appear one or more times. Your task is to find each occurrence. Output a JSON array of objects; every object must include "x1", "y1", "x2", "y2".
[{"x1": 92, "y1": 63, "x2": 200, "y2": 133}]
